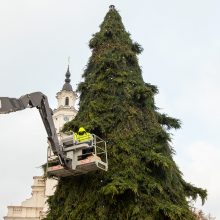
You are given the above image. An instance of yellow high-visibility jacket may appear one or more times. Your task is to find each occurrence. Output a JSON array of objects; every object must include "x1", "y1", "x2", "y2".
[{"x1": 74, "y1": 127, "x2": 93, "y2": 143}]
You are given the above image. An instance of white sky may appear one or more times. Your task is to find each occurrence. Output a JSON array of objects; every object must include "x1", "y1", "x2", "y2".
[{"x1": 0, "y1": 0, "x2": 219, "y2": 219}]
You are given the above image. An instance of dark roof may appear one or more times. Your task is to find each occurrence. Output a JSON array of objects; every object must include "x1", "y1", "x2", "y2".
[{"x1": 62, "y1": 65, "x2": 73, "y2": 91}]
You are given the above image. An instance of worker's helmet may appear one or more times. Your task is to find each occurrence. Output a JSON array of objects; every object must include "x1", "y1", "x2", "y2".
[{"x1": 78, "y1": 127, "x2": 86, "y2": 135}]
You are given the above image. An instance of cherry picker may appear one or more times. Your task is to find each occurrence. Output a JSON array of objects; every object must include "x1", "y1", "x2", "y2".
[{"x1": 0, "y1": 92, "x2": 108, "y2": 177}]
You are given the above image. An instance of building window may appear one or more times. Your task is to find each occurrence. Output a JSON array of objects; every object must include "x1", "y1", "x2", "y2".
[{"x1": 65, "y1": 97, "x2": 69, "y2": 106}]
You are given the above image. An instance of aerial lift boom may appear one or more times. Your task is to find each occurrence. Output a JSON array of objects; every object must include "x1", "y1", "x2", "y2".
[{"x1": 0, "y1": 92, "x2": 71, "y2": 168}]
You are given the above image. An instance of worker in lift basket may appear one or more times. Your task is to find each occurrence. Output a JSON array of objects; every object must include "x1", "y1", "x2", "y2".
[{"x1": 74, "y1": 127, "x2": 93, "y2": 159}]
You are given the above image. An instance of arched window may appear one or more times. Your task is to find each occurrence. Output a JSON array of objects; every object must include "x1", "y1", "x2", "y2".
[{"x1": 65, "y1": 97, "x2": 69, "y2": 106}]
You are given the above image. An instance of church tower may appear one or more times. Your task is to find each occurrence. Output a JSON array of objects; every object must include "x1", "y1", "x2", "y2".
[
  {"x1": 42, "y1": 65, "x2": 78, "y2": 216},
  {"x1": 53, "y1": 65, "x2": 77, "y2": 132}
]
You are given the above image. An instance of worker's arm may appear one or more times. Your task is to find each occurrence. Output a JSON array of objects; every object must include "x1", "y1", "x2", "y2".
[{"x1": 74, "y1": 133, "x2": 78, "y2": 144}]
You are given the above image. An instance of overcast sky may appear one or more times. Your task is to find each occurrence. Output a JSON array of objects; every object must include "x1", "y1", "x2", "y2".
[{"x1": 0, "y1": 0, "x2": 219, "y2": 219}]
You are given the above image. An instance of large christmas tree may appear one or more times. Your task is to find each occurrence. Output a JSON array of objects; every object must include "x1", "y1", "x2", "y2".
[{"x1": 45, "y1": 6, "x2": 206, "y2": 220}]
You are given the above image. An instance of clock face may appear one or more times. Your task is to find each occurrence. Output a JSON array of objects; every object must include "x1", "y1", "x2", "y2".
[{"x1": 63, "y1": 116, "x2": 69, "y2": 122}]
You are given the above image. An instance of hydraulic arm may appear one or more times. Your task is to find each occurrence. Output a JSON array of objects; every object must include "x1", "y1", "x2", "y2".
[{"x1": 0, "y1": 92, "x2": 71, "y2": 169}]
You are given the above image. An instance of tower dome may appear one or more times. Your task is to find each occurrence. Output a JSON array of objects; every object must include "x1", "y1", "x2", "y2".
[{"x1": 62, "y1": 65, "x2": 73, "y2": 91}]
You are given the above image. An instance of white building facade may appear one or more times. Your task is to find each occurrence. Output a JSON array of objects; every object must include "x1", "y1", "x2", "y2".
[
  {"x1": 4, "y1": 66, "x2": 77, "y2": 220},
  {"x1": 4, "y1": 176, "x2": 45, "y2": 220}
]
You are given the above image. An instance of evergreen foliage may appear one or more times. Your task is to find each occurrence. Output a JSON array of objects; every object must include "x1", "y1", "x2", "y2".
[{"x1": 45, "y1": 6, "x2": 207, "y2": 220}]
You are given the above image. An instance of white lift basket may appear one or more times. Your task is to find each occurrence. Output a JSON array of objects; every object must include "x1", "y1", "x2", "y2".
[{"x1": 47, "y1": 134, "x2": 108, "y2": 177}]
